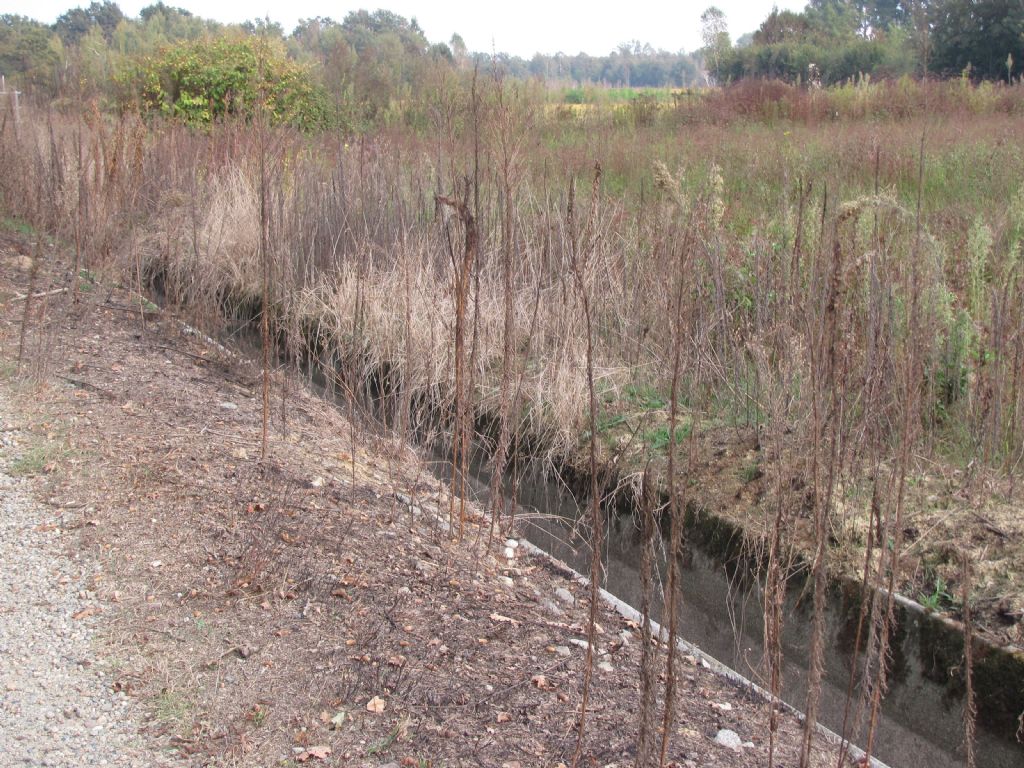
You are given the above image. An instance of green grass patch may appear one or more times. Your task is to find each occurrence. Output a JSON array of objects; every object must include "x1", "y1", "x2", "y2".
[
  {"x1": 154, "y1": 689, "x2": 192, "y2": 725},
  {"x1": 643, "y1": 421, "x2": 692, "y2": 453},
  {"x1": 8, "y1": 442, "x2": 66, "y2": 476},
  {"x1": 1, "y1": 217, "x2": 34, "y2": 236},
  {"x1": 624, "y1": 383, "x2": 667, "y2": 411}
]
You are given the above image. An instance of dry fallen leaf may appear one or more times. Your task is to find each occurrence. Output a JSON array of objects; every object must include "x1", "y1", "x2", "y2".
[
  {"x1": 72, "y1": 606, "x2": 100, "y2": 620},
  {"x1": 530, "y1": 674, "x2": 552, "y2": 690},
  {"x1": 366, "y1": 695, "x2": 386, "y2": 713},
  {"x1": 295, "y1": 745, "x2": 331, "y2": 762},
  {"x1": 489, "y1": 612, "x2": 519, "y2": 626},
  {"x1": 496, "y1": 712, "x2": 511, "y2": 723}
]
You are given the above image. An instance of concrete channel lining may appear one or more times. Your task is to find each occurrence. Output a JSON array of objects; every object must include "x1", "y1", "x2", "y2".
[{"x1": 394, "y1": 491, "x2": 893, "y2": 768}]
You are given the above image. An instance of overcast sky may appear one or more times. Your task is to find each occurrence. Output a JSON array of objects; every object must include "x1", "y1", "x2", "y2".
[{"x1": 15, "y1": 1, "x2": 808, "y2": 56}]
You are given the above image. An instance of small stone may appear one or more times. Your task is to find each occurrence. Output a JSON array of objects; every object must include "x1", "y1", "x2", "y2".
[
  {"x1": 503, "y1": 547, "x2": 515, "y2": 559},
  {"x1": 569, "y1": 638, "x2": 590, "y2": 650},
  {"x1": 498, "y1": 576, "x2": 514, "y2": 588},
  {"x1": 218, "y1": 401, "x2": 238, "y2": 410},
  {"x1": 554, "y1": 587, "x2": 574, "y2": 605},
  {"x1": 597, "y1": 661, "x2": 614, "y2": 673},
  {"x1": 310, "y1": 476, "x2": 324, "y2": 488},
  {"x1": 541, "y1": 599, "x2": 563, "y2": 616},
  {"x1": 231, "y1": 447, "x2": 248, "y2": 460},
  {"x1": 713, "y1": 729, "x2": 743, "y2": 751},
  {"x1": 504, "y1": 539, "x2": 519, "y2": 550},
  {"x1": 553, "y1": 645, "x2": 571, "y2": 657}
]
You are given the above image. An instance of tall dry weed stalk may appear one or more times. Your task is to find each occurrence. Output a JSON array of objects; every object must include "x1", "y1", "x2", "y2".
[
  {"x1": 635, "y1": 465, "x2": 659, "y2": 768},
  {"x1": 435, "y1": 178, "x2": 478, "y2": 540},
  {"x1": 17, "y1": 240, "x2": 42, "y2": 375},
  {"x1": 568, "y1": 166, "x2": 603, "y2": 768}
]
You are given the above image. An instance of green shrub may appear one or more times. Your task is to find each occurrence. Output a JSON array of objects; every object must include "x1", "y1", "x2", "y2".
[{"x1": 120, "y1": 35, "x2": 334, "y2": 130}]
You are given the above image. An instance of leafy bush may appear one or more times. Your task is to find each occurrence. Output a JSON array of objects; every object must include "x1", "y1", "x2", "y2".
[{"x1": 121, "y1": 35, "x2": 334, "y2": 130}]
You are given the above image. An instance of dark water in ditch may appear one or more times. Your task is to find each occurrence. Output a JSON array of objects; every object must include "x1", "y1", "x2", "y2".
[
  {"x1": 421, "y1": 439, "x2": 1024, "y2": 768},
  {"x1": 220, "y1": 323, "x2": 1021, "y2": 768}
]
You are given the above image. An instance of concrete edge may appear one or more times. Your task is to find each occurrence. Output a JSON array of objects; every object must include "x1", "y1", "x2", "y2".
[{"x1": 515, "y1": 535, "x2": 895, "y2": 768}]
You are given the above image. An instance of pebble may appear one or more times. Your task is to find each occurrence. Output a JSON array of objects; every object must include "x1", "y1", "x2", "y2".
[
  {"x1": 0, "y1": 398, "x2": 178, "y2": 768},
  {"x1": 713, "y1": 728, "x2": 743, "y2": 751},
  {"x1": 554, "y1": 587, "x2": 574, "y2": 605},
  {"x1": 541, "y1": 599, "x2": 563, "y2": 616}
]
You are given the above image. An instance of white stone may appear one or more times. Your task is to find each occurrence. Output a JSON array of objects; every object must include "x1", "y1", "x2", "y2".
[
  {"x1": 713, "y1": 729, "x2": 743, "y2": 751},
  {"x1": 554, "y1": 587, "x2": 574, "y2": 604}
]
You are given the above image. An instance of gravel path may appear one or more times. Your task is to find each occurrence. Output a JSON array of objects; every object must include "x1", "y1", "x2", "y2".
[{"x1": 0, "y1": 392, "x2": 173, "y2": 768}]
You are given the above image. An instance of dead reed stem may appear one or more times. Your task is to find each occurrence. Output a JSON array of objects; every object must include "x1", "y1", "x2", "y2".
[
  {"x1": 569, "y1": 166, "x2": 603, "y2": 768},
  {"x1": 961, "y1": 552, "x2": 977, "y2": 768},
  {"x1": 17, "y1": 240, "x2": 41, "y2": 375}
]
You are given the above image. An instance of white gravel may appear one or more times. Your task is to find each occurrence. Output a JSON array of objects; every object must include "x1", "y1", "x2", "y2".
[{"x1": 0, "y1": 394, "x2": 174, "y2": 767}]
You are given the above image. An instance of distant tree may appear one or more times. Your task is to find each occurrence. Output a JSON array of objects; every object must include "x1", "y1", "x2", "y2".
[
  {"x1": 866, "y1": 0, "x2": 909, "y2": 31},
  {"x1": 700, "y1": 6, "x2": 731, "y2": 77},
  {"x1": 449, "y1": 33, "x2": 468, "y2": 66},
  {"x1": 241, "y1": 17, "x2": 284, "y2": 40},
  {"x1": 56, "y1": 2, "x2": 124, "y2": 45},
  {"x1": 139, "y1": 3, "x2": 191, "y2": 23},
  {"x1": 0, "y1": 15, "x2": 61, "y2": 93},
  {"x1": 930, "y1": 0, "x2": 1024, "y2": 80},
  {"x1": 753, "y1": 9, "x2": 811, "y2": 45}
]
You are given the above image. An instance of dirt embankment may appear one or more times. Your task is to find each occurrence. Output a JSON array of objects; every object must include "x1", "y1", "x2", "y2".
[{"x1": 0, "y1": 236, "x2": 862, "y2": 767}]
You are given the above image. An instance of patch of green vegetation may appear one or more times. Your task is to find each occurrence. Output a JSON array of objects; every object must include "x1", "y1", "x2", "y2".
[
  {"x1": 919, "y1": 576, "x2": 954, "y2": 612},
  {"x1": 154, "y1": 689, "x2": 192, "y2": 728},
  {"x1": 643, "y1": 421, "x2": 692, "y2": 453},
  {"x1": 1, "y1": 217, "x2": 34, "y2": 235},
  {"x1": 596, "y1": 412, "x2": 629, "y2": 433},
  {"x1": 624, "y1": 383, "x2": 667, "y2": 411},
  {"x1": 740, "y1": 460, "x2": 762, "y2": 483},
  {"x1": 365, "y1": 722, "x2": 401, "y2": 756},
  {"x1": 251, "y1": 704, "x2": 268, "y2": 727},
  {"x1": 9, "y1": 442, "x2": 65, "y2": 476}
]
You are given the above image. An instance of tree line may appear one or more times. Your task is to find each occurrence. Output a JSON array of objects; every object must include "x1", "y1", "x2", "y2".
[
  {"x1": 713, "y1": 0, "x2": 1023, "y2": 85},
  {"x1": 1, "y1": 1, "x2": 1021, "y2": 131}
]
